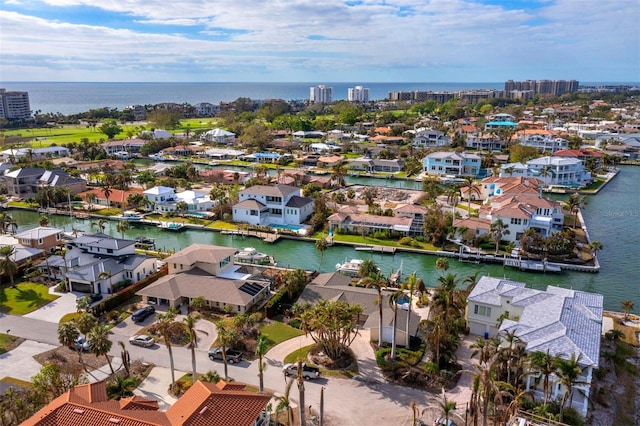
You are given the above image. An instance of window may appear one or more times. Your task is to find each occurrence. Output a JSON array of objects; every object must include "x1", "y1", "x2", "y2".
[{"x1": 473, "y1": 304, "x2": 491, "y2": 317}]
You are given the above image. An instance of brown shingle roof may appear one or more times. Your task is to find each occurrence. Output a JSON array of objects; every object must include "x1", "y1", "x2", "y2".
[{"x1": 164, "y1": 244, "x2": 238, "y2": 267}]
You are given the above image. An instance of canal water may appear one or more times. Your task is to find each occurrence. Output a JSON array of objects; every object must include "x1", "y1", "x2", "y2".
[{"x1": 7, "y1": 166, "x2": 639, "y2": 313}]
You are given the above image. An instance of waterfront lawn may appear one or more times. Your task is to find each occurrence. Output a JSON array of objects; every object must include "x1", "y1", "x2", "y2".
[
  {"x1": 317, "y1": 233, "x2": 440, "y2": 252},
  {"x1": 206, "y1": 220, "x2": 238, "y2": 230},
  {"x1": 581, "y1": 177, "x2": 606, "y2": 193},
  {"x1": 7, "y1": 201, "x2": 39, "y2": 208},
  {"x1": 258, "y1": 321, "x2": 304, "y2": 351},
  {"x1": 0, "y1": 282, "x2": 59, "y2": 315}
]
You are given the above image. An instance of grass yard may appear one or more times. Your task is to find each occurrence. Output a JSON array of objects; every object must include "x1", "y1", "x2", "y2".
[
  {"x1": 0, "y1": 333, "x2": 22, "y2": 355},
  {"x1": 258, "y1": 322, "x2": 304, "y2": 352},
  {"x1": 0, "y1": 283, "x2": 59, "y2": 315},
  {"x1": 206, "y1": 220, "x2": 238, "y2": 230}
]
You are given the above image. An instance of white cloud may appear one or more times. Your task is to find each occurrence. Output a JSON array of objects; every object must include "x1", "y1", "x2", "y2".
[{"x1": 1, "y1": 0, "x2": 638, "y2": 81}]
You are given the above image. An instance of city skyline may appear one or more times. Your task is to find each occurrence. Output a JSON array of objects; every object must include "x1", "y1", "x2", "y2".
[{"x1": 1, "y1": 0, "x2": 638, "y2": 83}]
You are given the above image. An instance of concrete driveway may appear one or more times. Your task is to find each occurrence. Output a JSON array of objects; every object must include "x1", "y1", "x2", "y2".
[
  {"x1": 134, "y1": 366, "x2": 182, "y2": 410},
  {"x1": 23, "y1": 286, "x2": 82, "y2": 323},
  {"x1": 0, "y1": 340, "x2": 57, "y2": 381}
]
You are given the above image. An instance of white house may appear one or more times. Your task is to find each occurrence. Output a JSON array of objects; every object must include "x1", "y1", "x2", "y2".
[
  {"x1": 140, "y1": 129, "x2": 172, "y2": 139},
  {"x1": 143, "y1": 186, "x2": 214, "y2": 213},
  {"x1": 517, "y1": 135, "x2": 569, "y2": 153},
  {"x1": 410, "y1": 128, "x2": 451, "y2": 148},
  {"x1": 200, "y1": 128, "x2": 236, "y2": 144},
  {"x1": 143, "y1": 186, "x2": 176, "y2": 206},
  {"x1": 233, "y1": 184, "x2": 314, "y2": 227},
  {"x1": 423, "y1": 152, "x2": 481, "y2": 177},
  {"x1": 500, "y1": 157, "x2": 590, "y2": 186},
  {"x1": 466, "y1": 276, "x2": 603, "y2": 417}
]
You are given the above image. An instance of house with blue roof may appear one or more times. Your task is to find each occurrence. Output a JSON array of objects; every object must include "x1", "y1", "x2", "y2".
[{"x1": 466, "y1": 276, "x2": 603, "y2": 417}]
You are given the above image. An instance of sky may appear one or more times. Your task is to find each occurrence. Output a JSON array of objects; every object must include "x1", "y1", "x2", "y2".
[{"x1": 1, "y1": 0, "x2": 638, "y2": 83}]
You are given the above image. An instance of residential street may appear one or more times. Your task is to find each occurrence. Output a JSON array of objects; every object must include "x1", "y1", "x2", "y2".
[{"x1": 0, "y1": 310, "x2": 468, "y2": 425}]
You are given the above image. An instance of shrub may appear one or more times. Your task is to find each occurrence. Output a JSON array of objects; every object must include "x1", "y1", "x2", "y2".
[
  {"x1": 410, "y1": 240, "x2": 422, "y2": 248},
  {"x1": 399, "y1": 237, "x2": 413, "y2": 246}
]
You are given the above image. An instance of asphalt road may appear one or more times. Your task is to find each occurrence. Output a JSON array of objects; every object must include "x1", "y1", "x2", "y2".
[{"x1": 0, "y1": 311, "x2": 453, "y2": 425}]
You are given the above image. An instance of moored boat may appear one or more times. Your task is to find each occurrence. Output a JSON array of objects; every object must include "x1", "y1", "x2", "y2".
[
  {"x1": 335, "y1": 258, "x2": 379, "y2": 277},
  {"x1": 158, "y1": 222, "x2": 185, "y2": 232},
  {"x1": 234, "y1": 247, "x2": 274, "y2": 265},
  {"x1": 116, "y1": 210, "x2": 144, "y2": 221}
]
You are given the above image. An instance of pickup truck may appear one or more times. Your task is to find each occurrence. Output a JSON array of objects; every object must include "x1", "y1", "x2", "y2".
[
  {"x1": 282, "y1": 362, "x2": 321, "y2": 380},
  {"x1": 208, "y1": 348, "x2": 243, "y2": 364}
]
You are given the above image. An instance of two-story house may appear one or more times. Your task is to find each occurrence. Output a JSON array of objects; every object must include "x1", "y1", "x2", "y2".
[
  {"x1": 233, "y1": 184, "x2": 314, "y2": 227},
  {"x1": 143, "y1": 186, "x2": 215, "y2": 213},
  {"x1": 423, "y1": 152, "x2": 481, "y2": 177},
  {"x1": 466, "y1": 276, "x2": 602, "y2": 417},
  {"x1": 137, "y1": 244, "x2": 271, "y2": 313},
  {"x1": 15, "y1": 226, "x2": 64, "y2": 254},
  {"x1": 411, "y1": 128, "x2": 451, "y2": 148},
  {"x1": 42, "y1": 233, "x2": 157, "y2": 295},
  {"x1": 501, "y1": 157, "x2": 591, "y2": 186},
  {"x1": 4, "y1": 167, "x2": 45, "y2": 197}
]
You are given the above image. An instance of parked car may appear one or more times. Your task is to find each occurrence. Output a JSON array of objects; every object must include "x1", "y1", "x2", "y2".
[
  {"x1": 208, "y1": 348, "x2": 243, "y2": 363},
  {"x1": 72, "y1": 336, "x2": 90, "y2": 352},
  {"x1": 89, "y1": 293, "x2": 103, "y2": 302},
  {"x1": 131, "y1": 306, "x2": 155, "y2": 322},
  {"x1": 129, "y1": 335, "x2": 155, "y2": 347},
  {"x1": 434, "y1": 418, "x2": 456, "y2": 426},
  {"x1": 282, "y1": 363, "x2": 320, "y2": 380}
]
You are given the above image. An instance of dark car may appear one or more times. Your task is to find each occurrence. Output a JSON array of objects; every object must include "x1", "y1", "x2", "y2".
[
  {"x1": 208, "y1": 348, "x2": 243, "y2": 363},
  {"x1": 131, "y1": 306, "x2": 155, "y2": 322},
  {"x1": 89, "y1": 293, "x2": 103, "y2": 302},
  {"x1": 282, "y1": 362, "x2": 320, "y2": 380}
]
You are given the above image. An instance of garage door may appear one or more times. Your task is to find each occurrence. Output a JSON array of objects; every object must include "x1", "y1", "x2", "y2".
[
  {"x1": 469, "y1": 321, "x2": 487, "y2": 337},
  {"x1": 381, "y1": 326, "x2": 394, "y2": 344},
  {"x1": 72, "y1": 282, "x2": 92, "y2": 293}
]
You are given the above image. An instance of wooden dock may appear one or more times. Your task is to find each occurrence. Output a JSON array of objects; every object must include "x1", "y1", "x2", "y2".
[{"x1": 354, "y1": 245, "x2": 396, "y2": 254}]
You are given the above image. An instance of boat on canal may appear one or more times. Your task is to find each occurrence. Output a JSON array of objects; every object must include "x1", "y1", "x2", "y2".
[
  {"x1": 336, "y1": 258, "x2": 380, "y2": 277},
  {"x1": 116, "y1": 210, "x2": 144, "y2": 221},
  {"x1": 234, "y1": 247, "x2": 275, "y2": 265},
  {"x1": 158, "y1": 222, "x2": 185, "y2": 232}
]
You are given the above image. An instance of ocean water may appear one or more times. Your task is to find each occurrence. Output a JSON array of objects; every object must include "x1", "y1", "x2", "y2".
[{"x1": 0, "y1": 82, "x2": 504, "y2": 115}]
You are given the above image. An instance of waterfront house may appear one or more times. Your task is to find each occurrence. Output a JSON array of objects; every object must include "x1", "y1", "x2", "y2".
[
  {"x1": 160, "y1": 145, "x2": 205, "y2": 157},
  {"x1": 552, "y1": 149, "x2": 603, "y2": 169},
  {"x1": 203, "y1": 148, "x2": 245, "y2": 161},
  {"x1": 317, "y1": 155, "x2": 344, "y2": 168},
  {"x1": 465, "y1": 132, "x2": 505, "y2": 151},
  {"x1": 394, "y1": 203, "x2": 428, "y2": 235},
  {"x1": 4, "y1": 167, "x2": 44, "y2": 198},
  {"x1": 199, "y1": 169, "x2": 249, "y2": 185},
  {"x1": 15, "y1": 226, "x2": 64, "y2": 253},
  {"x1": 144, "y1": 186, "x2": 215, "y2": 213},
  {"x1": 327, "y1": 210, "x2": 413, "y2": 236},
  {"x1": 0, "y1": 234, "x2": 43, "y2": 268},
  {"x1": 101, "y1": 139, "x2": 147, "y2": 156},
  {"x1": 372, "y1": 158, "x2": 404, "y2": 172},
  {"x1": 475, "y1": 176, "x2": 543, "y2": 201},
  {"x1": 137, "y1": 244, "x2": 271, "y2": 313},
  {"x1": 500, "y1": 157, "x2": 590, "y2": 187},
  {"x1": 79, "y1": 188, "x2": 144, "y2": 209},
  {"x1": 422, "y1": 152, "x2": 481, "y2": 177},
  {"x1": 466, "y1": 276, "x2": 603, "y2": 417},
  {"x1": 23, "y1": 379, "x2": 271, "y2": 426},
  {"x1": 39, "y1": 169, "x2": 87, "y2": 194},
  {"x1": 409, "y1": 128, "x2": 451, "y2": 148},
  {"x1": 233, "y1": 184, "x2": 314, "y2": 227},
  {"x1": 0, "y1": 146, "x2": 70, "y2": 162},
  {"x1": 43, "y1": 233, "x2": 157, "y2": 295}
]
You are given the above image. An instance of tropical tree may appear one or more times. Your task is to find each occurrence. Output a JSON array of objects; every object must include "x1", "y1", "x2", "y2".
[
  {"x1": 215, "y1": 320, "x2": 237, "y2": 380},
  {"x1": 85, "y1": 192, "x2": 98, "y2": 210},
  {"x1": 39, "y1": 215, "x2": 49, "y2": 227},
  {"x1": 91, "y1": 219, "x2": 108, "y2": 233},
  {"x1": 57, "y1": 321, "x2": 80, "y2": 357},
  {"x1": 315, "y1": 237, "x2": 329, "y2": 271},
  {"x1": 189, "y1": 295, "x2": 207, "y2": 313},
  {"x1": 107, "y1": 375, "x2": 137, "y2": 400},
  {"x1": 403, "y1": 273, "x2": 417, "y2": 347},
  {"x1": 87, "y1": 324, "x2": 114, "y2": 375},
  {"x1": 275, "y1": 376, "x2": 295, "y2": 426},
  {"x1": 358, "y1": 259, "x2": 379, "y2": 279},
  {"x1": 155, "y1": 311, "x2": 181, "y2": 391},
  {"x1": 463, "y1": 176, "x2": 475, "y2": 214},
  {"x1": 446, "y1": 185, "x2": 460, "y2": 216},
  {"x1": 176, "y1": 200, "x2": 189, "y2": 217},
  {"x1": 435, "y1": 257, "x2": 449, "y2": 275},
  {"x1": 184, "y1": 315, "x2": 199, "y2": 383},
  {"x1": 256, "y1": 333, "x2": 268, "y2": 392},
  {"x1": 388, "y1": 289, "x2": 405, "y2": 359},
  {"x1": 297, "y1": 360, "x2": 306, "y2": 426},
  {"x1": 490, "y1": 219, "x2": 510, "y2": 254},
  {"x1": 331, "y1": 164, "x2": 348, "y2": 187},
  {"x1": 0, "y1": 245, "x2": 18, "y2": 286},
  {"x1": 566, "y1": 193, "x2": 586, "y2": 228},
  {"x1": 621, "y1": 299, "x2": 634, "y2": 320},
  {"x1": 101, "y1": 186, "x2": 113, "y2": 208},
  {"x1": 98, "y1": 270, "x2": 113, "y2": 292},
  {"x1": 294, "y1": 299, "x2": 363, "y2": 360},
  {"x1": 589, "y1": 240, "x2": 603, "y2": 258},
  {"x1": 554, "y1": 353, "x2": 585, "y2": 417},
  {"x1": 116, "y1": 220, "x2": 129, "y2": 239}
]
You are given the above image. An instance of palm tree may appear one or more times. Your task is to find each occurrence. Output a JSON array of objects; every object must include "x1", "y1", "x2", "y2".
[
  {"x1": 589, "y1": 240, "x2": 603, "y2": 258},
  {"x1": 107, "y1": 375, "x2": 137, "y2": 400},
  {"x1": 275, "y1": 376, "x2": 295, "y2": 426},
  {"x1": 98, "y1": 270, "x2": 112, "y2": 293},
  {"x1": 297, "y1": 360, "x2": 306, "y2": 426},
  {"x1": 403, "y1": 273, "x2": 417, "y2": 347},
  {"x1": 621, "y1": 299, "x2": 634, "y2": 320},
  {"x1": 116, "y1": 220, "x2": 129, "y2": 239},
  {"x1": 537, "y1": 164, "x2": 555, "y2": 184},
  {"x1": 176, "y1": 201, "x2": 189, "y2": 217},
  {"x1": 215, "y1": 320, "x2": 237, "y2": 380},
  {"x1": 566, "y1": 193, "x2": 586, "y2": 229},
  {"x1": 436, "y1": 388, "x2": 459, "y2": 426},
  {"x1": 358, "y1": 259, "x2": 379, "y2": 279},
  {"x1": 155, "y1": 311, "x2": 180, "y2": 391},
  {"x1": 490, "y1": 218, "x2": 509, "y2": 254},
  {"x1": 0, "y1": 246, "x2": 18, "y2": 286},
  {"x1": 463, "y1": 176, "x2": 475, "y2": 214},
  {"x1": 446, "y1": 185, "x2": 460, "y2": 217},
  {"x1": 38, "y1": 215, "x2": 49, "y2": 227},
  {"x1": 91, "y1": 219, "x2": 108, "y2": 233},
  {"x1": 184, "y1": 315, "x2": 199, "y2": 383},
  {"x1": 101, "y1": 186, "x2": 113, "y2": 208},
  {"x1": 331, "y1": 164, "x2": 348, "y2": 187},
  {"x1": 57, "y1": 321, "x2": 80, "y2": 356},
  {"x1": 435, "y1": 257, "x2": 449, "y2": 275},
  {"x1": 85, "y1": 192, "x2": 97, "y2": 210},
  {"x1": 87, "y1": 324, "x2": 114, "y2": 375},
  {"x1": 0, "y1": 213, "x2": 18, "y2": 235},
  {"x1": 554, "y1": 353, "x2": 585, "y2": 417},
  {"x1": 256, "y1": 333, "x2": 268, "y2": 392},
  {"x1": 315, "y1": 237, "x2": 329, "y2": 271},
  {"x1": 388, "y1": 289, "x2": 404, "y2": 359}
]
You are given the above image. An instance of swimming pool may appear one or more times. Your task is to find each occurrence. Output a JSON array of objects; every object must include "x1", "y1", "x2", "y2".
[
  {"x1": 269, "y1": 223, "x2": 306, "y2": 231},
  {"x1": 188, "y1": 212, "x2": 210, "y2": 218}
]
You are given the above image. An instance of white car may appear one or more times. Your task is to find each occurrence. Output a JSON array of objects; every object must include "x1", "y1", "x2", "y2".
[{"x1": 129, "y1": 335, "x2": 155, "y2": 347}]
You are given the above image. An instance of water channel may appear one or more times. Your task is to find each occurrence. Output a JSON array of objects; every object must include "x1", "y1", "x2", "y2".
[{"x1": 7, "y1": 166, "x2": 639, "y2": 313}]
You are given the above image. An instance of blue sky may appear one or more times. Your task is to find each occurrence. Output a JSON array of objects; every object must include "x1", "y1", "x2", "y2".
[{"x1": 1, "y1": 0, "x2": 638, "y2": 82}]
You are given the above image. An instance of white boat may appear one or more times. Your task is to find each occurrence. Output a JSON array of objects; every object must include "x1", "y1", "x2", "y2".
[
  {"x1": 158, "y1": 222, "x2": 185, "y2": 232},
  {"x1": 335, "y1": 259, "x2": 377, "y2": 277},
  {"x1": 116, "y1": 210, "x2": 144, "y2": 221},
  {"x1": 234, "y1": 247, "x2": 273, "y2": 265},
  {"x1": 148, "y1": 153, "x2": 166, "y2": 161}
]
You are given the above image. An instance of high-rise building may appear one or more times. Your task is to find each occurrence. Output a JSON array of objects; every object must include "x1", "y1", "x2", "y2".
[
  {"x1": 309, "y1": 85, "x2": 333, "y2": 103},
  {"x1": 0, "y1": 89, "x2": 31, "y2": 120},
  {"x1": 348, "y1": 85, "x2": 369, "y2": 102},
  {"x1": 504, "y1": 80, "x2": 579, "y2": 97}
]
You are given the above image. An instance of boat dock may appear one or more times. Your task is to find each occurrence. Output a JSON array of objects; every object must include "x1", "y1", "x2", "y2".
[
  {"x1": 504, "y1": 257, "x2": 562, "y2": 273},
  {"x1": 354, "y1": 245, "x2": 397, "y2": 254},
  {"x1": 220, "y1": 229, "x2": 281, "y2": 243}
]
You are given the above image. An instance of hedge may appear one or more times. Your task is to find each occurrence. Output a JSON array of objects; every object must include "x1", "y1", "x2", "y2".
[{"x1": 92, "y1": 264, "x2": 168, "y2": 316}]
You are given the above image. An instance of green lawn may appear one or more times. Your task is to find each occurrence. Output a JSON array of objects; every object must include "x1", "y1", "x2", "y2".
[
  {"x1": 258, "y1": 322, "x2": 304, "y2": 351},
  {"x1": 206, "y1": 220, "x2": 238, "y2": 230},
  {"x1": 319, "y1": 233, "x2": 440, "y2": 251},
  {"x1": 0, "y1": 333, "x2": 21, "y2": 355},
  {"x1": 0, "y1": 283, "x2": 59, "y2": 315}
]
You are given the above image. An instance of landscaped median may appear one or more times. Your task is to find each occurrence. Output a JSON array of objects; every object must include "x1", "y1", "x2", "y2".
[{"x1": 283, "y1": 344, "x2": 358, "y2": 379}]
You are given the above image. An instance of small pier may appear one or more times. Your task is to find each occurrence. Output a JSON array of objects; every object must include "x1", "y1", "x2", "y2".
[{"x1": 354, "y1": 245, "x2": 396, "y2": 254}]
